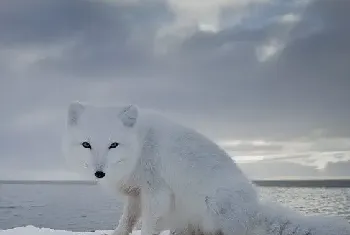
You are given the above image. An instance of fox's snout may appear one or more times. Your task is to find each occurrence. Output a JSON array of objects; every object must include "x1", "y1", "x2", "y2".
[{"x1": 94, "y1": 171, "x2": 105, "y2": 179}]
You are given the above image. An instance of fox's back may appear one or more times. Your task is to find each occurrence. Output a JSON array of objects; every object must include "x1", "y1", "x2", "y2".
[{"x1": 137, "y1": 110, "x2": 257, "y2": 199}]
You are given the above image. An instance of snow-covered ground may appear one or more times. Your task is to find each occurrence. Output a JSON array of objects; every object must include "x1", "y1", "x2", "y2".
[{"x1": 0, "y1": 226, "x2": 170, "y2": 235}]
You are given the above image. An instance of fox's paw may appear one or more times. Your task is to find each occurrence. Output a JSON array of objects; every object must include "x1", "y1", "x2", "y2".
[
  {"x1": 100, "y1": 232, "x2": 127, "y2": 235},
  {"x1": 107, "y1": 229, "x2": 130, "y2": 235}
]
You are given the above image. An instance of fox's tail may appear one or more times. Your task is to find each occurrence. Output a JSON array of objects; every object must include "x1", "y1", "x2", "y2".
[{"x1": 206, "y1": 188, "x2": 350, "y2": 235}]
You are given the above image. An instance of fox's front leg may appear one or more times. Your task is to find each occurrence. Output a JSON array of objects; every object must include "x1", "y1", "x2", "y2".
[
  {"x1": 141, "y1": 190, "x2": 173, "y2": 235},
  {"x1": 111, "y1": 195, "x2": 141, "y2": 235}
]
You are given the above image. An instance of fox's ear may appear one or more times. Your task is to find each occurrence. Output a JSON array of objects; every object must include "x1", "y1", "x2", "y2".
[
  {"x1": 67, "y1": 101, "x2": 85, "y2": 126},
  {"x1": 119, "y1": 104, "x2": 138, "y2": 127}
]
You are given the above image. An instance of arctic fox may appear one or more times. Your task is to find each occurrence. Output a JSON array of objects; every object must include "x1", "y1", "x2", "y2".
[{"x1": 62, "y1": 102, "x2": 350, "y2": 235}]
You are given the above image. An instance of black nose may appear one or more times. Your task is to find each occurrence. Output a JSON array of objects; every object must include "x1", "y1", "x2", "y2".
[{"x1": 94, "y1": 171, "x2": 105, "y2": 179}]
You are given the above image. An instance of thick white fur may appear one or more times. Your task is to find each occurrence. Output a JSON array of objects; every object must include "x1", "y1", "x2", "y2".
[{"x1": 62, "y1": 102, "x2": 350, "y2": 235}]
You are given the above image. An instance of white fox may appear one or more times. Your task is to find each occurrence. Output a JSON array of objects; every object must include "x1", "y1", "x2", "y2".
[{"x1": 62, "y1": 101, "x2": 350, "y2": 235}]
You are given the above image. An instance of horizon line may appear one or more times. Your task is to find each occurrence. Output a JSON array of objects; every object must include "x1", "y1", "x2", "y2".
[{"x1": 2, "y1": 177, "x2": 350, "y2": 185}]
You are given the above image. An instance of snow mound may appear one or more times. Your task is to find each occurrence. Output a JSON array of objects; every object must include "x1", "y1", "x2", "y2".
[{"x1": 0, "y1": 226, "x2": 170, "y2": 235}]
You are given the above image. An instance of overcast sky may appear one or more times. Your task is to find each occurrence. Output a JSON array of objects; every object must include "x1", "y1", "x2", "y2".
[{"x1": 0, "y1": 0, "x2": 349, "y2": 177}]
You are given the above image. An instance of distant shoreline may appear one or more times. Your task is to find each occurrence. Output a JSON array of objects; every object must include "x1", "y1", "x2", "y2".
[
  {"x1": 2, "y1": 179, "x2": 350, "y2": 188},
  {"x1": 0, "y1": 180, "x2": 97, "y2": 185},
  {"x1": 252, "y1": 179, "x2": 350, "y2": 188}
]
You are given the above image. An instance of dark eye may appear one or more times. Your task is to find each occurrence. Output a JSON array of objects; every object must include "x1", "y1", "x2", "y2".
[
  {"x1": 81, "y1": 141, "x2": 91, "y2": 149},
  {"x1": 109, "y1": 142, "x2": 119, "y2": 149}
]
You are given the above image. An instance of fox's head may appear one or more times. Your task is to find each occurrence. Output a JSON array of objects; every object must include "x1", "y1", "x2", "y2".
[{"x1": 62, "y1": 101, "x2": 140, "y2": 182}]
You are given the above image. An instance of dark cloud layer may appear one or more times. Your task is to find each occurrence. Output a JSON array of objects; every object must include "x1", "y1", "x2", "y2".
[{"x1": 0, "y1": 0, "x2": 349, "y2": 174}]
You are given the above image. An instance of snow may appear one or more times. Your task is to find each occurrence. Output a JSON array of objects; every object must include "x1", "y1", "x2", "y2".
[{"x1": 0, "y1": 226, "x2": 170, "y2": 235}]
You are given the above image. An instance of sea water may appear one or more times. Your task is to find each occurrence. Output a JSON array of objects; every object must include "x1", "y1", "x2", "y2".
[{"x1": 0, "y1": 184, "x2": 349, "y2": 232}]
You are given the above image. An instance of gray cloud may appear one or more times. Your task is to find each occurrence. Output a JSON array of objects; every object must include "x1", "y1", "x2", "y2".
[
  {"x1": 0, "y1": 0, "x2": 349, "y2": 174},
  {"x1": 0, "y1": 0, "x2": 174, "y2": 79}
]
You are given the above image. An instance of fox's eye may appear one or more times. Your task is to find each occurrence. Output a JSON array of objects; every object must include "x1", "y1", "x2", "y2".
[
  {"x1": 81, "y1": 142, "x2": 92, "y2": 149},
  {"x1": 109, "y1": 142, "x2": 119, "y2": 149}
]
